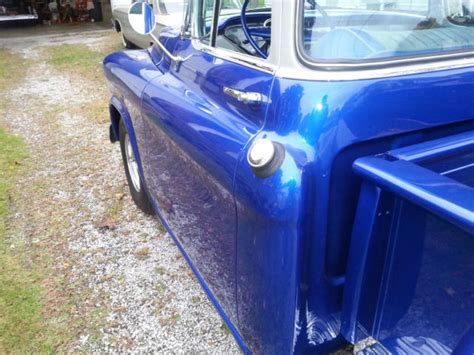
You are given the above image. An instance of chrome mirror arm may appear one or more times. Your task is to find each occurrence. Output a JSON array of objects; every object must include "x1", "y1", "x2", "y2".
[{"x1": 149, "y1": 33, "x2": 192, "y2": 63}]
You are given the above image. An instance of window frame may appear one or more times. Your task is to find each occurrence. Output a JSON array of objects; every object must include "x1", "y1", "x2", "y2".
[
  {"x1": 180, "y1": 0, "x2": 277, "y2": 74},
  {"x1": 182, "y1": 0, "x2": 209, "y2": 39},
  {"x1": 295, "y1": 0, "x2": 474, "y2": 71}
]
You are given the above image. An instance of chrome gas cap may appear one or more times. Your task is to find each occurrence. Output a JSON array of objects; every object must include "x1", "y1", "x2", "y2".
[
  {"x1": 248, "y1": 139, "x2": 275, "y2": 169},
  {"x1": 247, "y1": 139, "x2": 285, "y2": 179}
]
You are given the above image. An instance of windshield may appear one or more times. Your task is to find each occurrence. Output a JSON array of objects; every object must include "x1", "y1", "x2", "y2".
[{"x1": 300, "y1": 0, "x2": 474, "y2": 64}]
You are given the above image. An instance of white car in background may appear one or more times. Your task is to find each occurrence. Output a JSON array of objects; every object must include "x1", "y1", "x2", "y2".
[{"x1": 111, "y1": 0, "x2": 185, "y2": 48}]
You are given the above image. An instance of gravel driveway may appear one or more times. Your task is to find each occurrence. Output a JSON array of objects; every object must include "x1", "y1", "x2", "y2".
[{"x1": 0, "y1": 28, "x2": 240, "y2": 353}]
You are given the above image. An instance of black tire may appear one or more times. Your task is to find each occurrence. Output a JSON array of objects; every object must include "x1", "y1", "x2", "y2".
[
  {"x1": 119, "y1": 120, "x2": 154, "y2": 215},
  {"x1": 121, "y1": 32, "x2": 135, "y2": 49}
]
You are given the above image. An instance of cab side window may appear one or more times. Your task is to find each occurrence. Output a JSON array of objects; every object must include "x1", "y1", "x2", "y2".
[
  {"x1": 193, "y1": 0, "x2": 272, "y2": 58},
  {"x1": 301, "y1": 0, "x2": 474, "y2": 63}
]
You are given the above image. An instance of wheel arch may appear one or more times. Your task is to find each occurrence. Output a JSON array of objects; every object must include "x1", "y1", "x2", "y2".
[
  {"x1": 113, "y1": 18, "x2": 122, "y2": 32},
  {"x1": 109, "y1": 102, "x2": 121, "y2": 143},
  {"x1": 108, "y1": 96, "x2": 145, "y2": 177}
]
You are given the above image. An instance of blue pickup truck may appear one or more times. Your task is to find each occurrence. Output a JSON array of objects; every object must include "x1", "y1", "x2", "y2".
[{"x1": 103, "y1": 0, "x2": 474, "y2": 353}]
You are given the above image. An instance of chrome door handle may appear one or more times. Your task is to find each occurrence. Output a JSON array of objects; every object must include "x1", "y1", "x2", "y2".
[{"x1": 224, "y1": 87, "x2": 262, "y2": 105}]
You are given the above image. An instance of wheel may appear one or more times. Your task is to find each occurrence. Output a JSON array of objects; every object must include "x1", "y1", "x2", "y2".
[
  {"x1": 121, "y1": 32, "x2": 134, "y2": 49},
  {"x1": 119, "y1": 120, "x2": 154, "y2": 214}
]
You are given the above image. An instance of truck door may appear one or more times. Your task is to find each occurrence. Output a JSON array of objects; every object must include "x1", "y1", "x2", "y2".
[{"x1": 140, "y1": 1, "x2": 274, "y2": 334}]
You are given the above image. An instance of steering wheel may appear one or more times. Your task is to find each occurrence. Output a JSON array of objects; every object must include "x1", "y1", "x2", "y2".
[
  {"x1": 240, "y1": 0, "x2": 332, "y2": 59},
  {"x1": 240, "y1": 0, "x2": 270, "y2": 59}
]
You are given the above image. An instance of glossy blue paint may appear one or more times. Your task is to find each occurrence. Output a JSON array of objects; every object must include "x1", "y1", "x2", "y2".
[
  {"x1": 103, "y1": 19, "x2": 474, "y2": 354},
  {"x1": 103, "y1": 49, "x2": 164, "y2": 166},
  {"x1": 104, "y1": 48, "x2": 253, "y2": 354},
  {"x1": 342, "y1": 132, "x2": 474, "y2": 353},
  {"x1": 140, "y1": 39, "x2": 274, "y2": 329},
  {"x1": 454, "y1": 325, "x2": 474, "y2": 355},
  {"x1": 353, "y1": 157, "x2": 473, "y2": 233},
  {"x1": 234, "y1": 71, "x2": 473, "y2": 353}
]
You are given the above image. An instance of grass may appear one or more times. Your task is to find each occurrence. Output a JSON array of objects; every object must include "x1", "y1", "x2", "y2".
[
  {"x1": 0, "y1": 33, "x2": 167, "y2": 352},
  {"x1": 0, "y1": 48, "x2": 70, "y2": 353},
  {"x1": 0, "y1": 49, "x2": 12, "y2": 81},
  {"x1": 44, "y1": 36, "x2": 122, "y2": 83},
  {"x1": 0, "y1": 50, "x2": 44, "y2": 352},
  {"x1": 0, "y1": 49, "x2": 25, "y2": 92},
  {"x1": 45, "y1": 43, "x2": 107, "y2": 91},
  {"x1": 47, "y1": 44, "x2": 104, "y2": 73},
  {"x1": 43, "y1": 35, "x2": 122, "y2": 124},
  {"x1": 0, "y1": 131, "x2": 26, "y2": 226},
  {"x1": 155, "y1": 266, "x2": 166, "y2": 275},
  {"x1": 135, "y1": 247, "x2": 151, "y2": 261},
  {"x1": 0, "y1": 129, "x2": 50, "y2": 352},
  {"x1": 0, "y1": 120, "x2": 71, "y2": 354},
  {"x1": 220, "y1": 322, "x2": 231, "y2": 336}
]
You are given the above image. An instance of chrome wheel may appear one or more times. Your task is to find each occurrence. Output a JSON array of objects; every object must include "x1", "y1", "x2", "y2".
[{"x1": 124, "y1": 134, "x2": 141, "y2": 192}]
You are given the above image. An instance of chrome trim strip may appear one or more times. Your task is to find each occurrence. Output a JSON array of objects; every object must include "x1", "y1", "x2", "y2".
[
  {"x1": 277, "y1": 56, "x2": 474, "y2": 81},
  {"x1": 193, "y1": 40, "x2": 276, "y2": 74},
  {"x1": 150, "y1": 33, "x2": 194, "y2": 63}
]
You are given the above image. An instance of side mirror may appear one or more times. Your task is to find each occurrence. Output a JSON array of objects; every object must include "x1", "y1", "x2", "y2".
[
  {"x1": 128, "y1": 2, "x2": 156, "y2": 35},
  {"x1": 128, "y1": 1, "x2": 189, "y2": 64}
]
